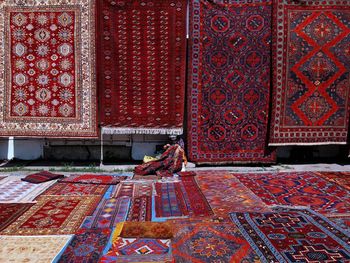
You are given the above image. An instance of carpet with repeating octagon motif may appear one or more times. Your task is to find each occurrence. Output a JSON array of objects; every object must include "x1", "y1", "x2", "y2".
[
  {"x1": 0, "y1": 0, "x2": 97, "y2": 137},
  {"x1": 172, "y1": 222, "x2": 260, "y2": 262},
  {"x1": 234, "y1": 171, "x2": 350, "y2": 215},
  {"x1": 57, "y1": 228, "x2": 111, "y2": 263},
  {"x1": 230, "y1": 206, "x2": 350, "y2": 262},
  {"x1": 187, "y1": 0, "x2": 276, "y2": 163},
  {"x1": 98, "y1": 0, "x2": 186, "y2": 135},
  {"x1": 269, "y1": 0, "x2": 350, "y2": 145},
  {"x1": 1, "y1": 195, "x2": 99, "y2": 235}
]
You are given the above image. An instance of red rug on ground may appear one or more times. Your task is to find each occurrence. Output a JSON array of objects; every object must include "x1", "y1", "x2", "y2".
[
  {"x1": 0, "y1": 203, "x2": 34, "y2": 231},
  {"x1": 59, "y1": 174, "x2": 126, "y2": 185},
  {"x1": 269, "y1": 1, "x2": 350, "y2": 145},
  {"x1": 315, "y1": 171, "x2": 350, "y2": 191},
  {"x1": 0, "y1": 1, "x2": 97, "y2": 137},
  {"x1": 98, "y1": 0, "x2": 186, "y2": 135},
  {"x1": 187, "y1": 0, "x2": 276, "y2": 164},
  {"x1": 21, "y1": 171, "x2": 64, "y2": 184}
]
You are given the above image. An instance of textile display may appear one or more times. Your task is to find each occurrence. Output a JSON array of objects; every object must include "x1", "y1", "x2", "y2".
[
  {"x1": 230, "y1": 206, "x2": 350, "y2": 262},
  {"x1": 57, "y1": 228, "x2": 111, "y2": 263},
  {"x1": 127, "y1": 196, "x2": 152, "y2": 222},
  {"x1": 0, "y1": 235, "x2": 72, "y2": 263},
  {"x1": 315, "y1": 171, "x2": 350, "y2": 191},
  {"x1": 81, "y1": 197, "x2": 130, "y2": 229},
  {"x1": 42, "y1": 182, "x2": 108, "y2": 196},
  {"x1": 235, "y1": 171, "x2": 350, "y2": 215},
  {"x1": 0, "y1": 176, "x2": 56, "y2": 203},
  {"x1": 172, "y1": 222, "x2": 259, "y2": 262},
  {"x1": 113, "y1": 183, "x2": 135, "y2": 198},
  {"x1": 100, "y1": 238, "x2": 172, "y2": 263},
  {"x1": 329, "y1": 216, "x2": 350, "y2": 233},
  {"x1": 196, "y1": 171, "x2": 271, "y2": 217},
  {"x1": 187, "y1": 0, "x2": 276, "y2": 163},
  {"x1": 21, "y1": 171, "x2": 64, "y2": 184},
  {"x1": 0, "y1": 203, "x2": 34, "y2": 231},
  {"x1": 134, "y1": 144, "x2": 185, "y2": 176},
  {"x1": 98, "y1": 0, "x2": 186, "y2": 135},
  {"x1": 59, "y1": 174, "x2": 127, "y2": 185},
  {"x1": 269, "y1": 0, "x2": 350, "y2": 145},
  {"x1": 0, "y1": 0, "x2": 97, "y2": 137},
  {"x1": 1, "y1": 195, "x2": 99, "y2": 235},
  {"x1": 117, "y1": 222, "x2": 174, "y2": 239}
]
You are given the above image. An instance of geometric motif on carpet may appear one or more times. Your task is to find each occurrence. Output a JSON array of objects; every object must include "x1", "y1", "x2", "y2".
[
  {"x1": 269, "y1": 1, "x2": 350, "y2": 145},
  {"x1": 1, "y1": 195, "x2": 100, "y2": 235},
  {"x1": 187, "y1": 0, "x2": 276, "y2": 163},
  {"x1": 0, "y1": 203, "x2": 34, "y2": 232},
  {"x1": 0, "y1": 0, "x2": 97, "y2": 137},
  {"x1": 59, "y1": 174, "x2": 127, "y2": 185},
  {"x1": 234, "y1": 171, "x2": 350, "y2": 215},
  {"x1": 81, "y1": 197, "x2": 130, "y2": 229},
  {"x1": 196, "y1": 171, "x2": 271, "y2": 217},
  {"x1": 98, "y1": 0, "x2": 187, "y2": 135},
  {"x1": 0, "y1": 235, "x2": 73, "y2": 263},
  {"x1": 126, "y1": 196, "x2": 152, "y2": 222},
  {"x1": 172, "y1": 222, "x2": 260, "y2": 263},
  {"x1": 0, "y1": 177, "x2": 56, "y2": 203},
  {"x1": 42, "y1": 182, "x2": 108, "y2": 196},
  {"x1": 230, "y1": 206, "x2": 350, "y2": 262},
  {"x1": 56, "y1": 228, "x2": 111, "y2": 263},
  {"x1": 315, "y1": 171, "x2": 350, "y2": 191}
]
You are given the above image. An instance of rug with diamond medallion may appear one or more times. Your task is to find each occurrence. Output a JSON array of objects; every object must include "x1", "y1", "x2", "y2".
[
  {"x1": 269, "y1": 0, "x2": 350, "y2": 145},
  {"x1": 187, "y1": 0, "x2": 275, "y2": 163},
  {"x1": 230, "y1": 206, "x2": 350, "y2": 262},
  {"x1": 0, "y1": 0, "x2": 97, "y2": 137},
  {"x1": 172, "y1": 222, "x2": 259, "y2": 262},
  {"x1": 1, "y1": 195, "x2": 99, "y2": 235},
  {"x1": 98, "y1": 0, "x2": 186, "y2": 135}
]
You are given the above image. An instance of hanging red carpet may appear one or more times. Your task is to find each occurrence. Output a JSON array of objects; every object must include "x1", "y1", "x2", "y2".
[
  {"x1": 0, "y1": 0, "x2": 97, "y2": 137},
  {"x1": 98, "y1": 0, "x2": 186, "y2": 135},
  {"x1": 269, "y1": 1, "x2": 350, "y2": 145},
  {"x1": 187, "y1": 0, "x2": 275, "y2": 163}
]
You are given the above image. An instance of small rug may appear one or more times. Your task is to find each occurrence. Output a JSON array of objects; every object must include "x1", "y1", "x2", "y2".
[
  {"x1": 0, "y1": 0, "x2": 97, "y2": 137},
  {"x1": 0, "y1": 235, "x2": 72, "y2": 263},
  {"x1": 0, "y1": 203, "x2": 34, "y2": 231},
  {"x1": 81, "y1": 197, "x2": 130, "y2": 229},
  {"x1": 100, "y1": 238, "x2": 172, "y2": 263},
  {"x1": 59, "y1": 174, "x2": 127, "y2": 185},
  {"x1": 315, "y1": 171, "x2": 350, "y2": 191},
  {"x1": 116, "y1": 222, "x2": 173, "y2": 239},
  {"x1": 42, "y1": 182, "x2": 108, "y2": 196},
  {"x1": 196, "y1": 171, "x2": 271, "y2": 217},
  {"x1": 235, "y1": 171, "x2": 350, "y2": 215},
  {"x1": 154, "y1": 182, "x2": 189, "y2": 220},
  {"x1": 57, "y1": 228, "x2": 111, "y2": 263},
  {"x1": 172, "y1": 222, "x2": 259, "y2": 262},
  {"x1": 180, "y1": 176, "x2": 213, "y2": 217},
  {"x1": 127, "y1": 196, "x2": 152, "y2": 222},
  {"x1": 230, "y1": 206, "x2": 350, "y2": 262},
  {"x1": 0, "y1": 177, "x2": 56, "y2": 203},
  {"x1": 1, "y1": 195, "x2": 99, "y2": 235},
  {"x1": 112, "y1": 183, "x2": 135, "y2": 197},
  {"x1": 21, "y1": 171, "x2": 64, "y2": 184}
]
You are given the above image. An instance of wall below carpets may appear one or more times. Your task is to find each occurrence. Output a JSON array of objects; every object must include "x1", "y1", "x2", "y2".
[{"x1": 0, "y1": 137, "x2": 347, "y2": 162}]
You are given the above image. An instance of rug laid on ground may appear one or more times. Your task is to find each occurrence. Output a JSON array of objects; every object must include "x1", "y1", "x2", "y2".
[
  {"x1": 0, "y1": 176, "x2": 56, "y2": 203},
  {"x1": 98, "y1": 0, "x2": 186, "y2": 135},
  {"x1": 0, "y1": 0, "x2": 97, "y2": 137},
  {"x1": 196, "y1": 171, "x2": 271, "y2": 217},
  {"x1": 0, "y1": 203, "x2": 34, "y2": 231},
  {"x1": 1, "y1": 195, "x2": 99, "y2": 235},
  {"x1": 269, "y1": 1, "x2": 350, "y2": 145},
  {"x1": 0, "y1": 235, "x2": 72, "y2": 263},
  {"x1": 100, "y1": 238, "x2": 172, "y2": 263},
  {"x1": 172, "y1": 222, "x2": 259, "y2": 262},
  {"x1": 187, "y1": 0, "x2": 275, "y2": 163},
  {"x1": 116, "y1": 222, "x2": 174, "y2": 239},
  {"x1": 59, "y1": 174, "x2": 127, "y2": 185},
  {"x1": 56, "y1": 228, "x2": 111, "y2": 262},
  {"x1": 230, "y1": 206, "x2": 350, "y2": 262},
  {"x1": 42, "y1": 182, "x2": 108, "y2": 196},
  {"x1": 235, "y1": 171, "x2": 350, "y2": 215},
  {"x1": 315, "y1": 171, "x2": 350, "y2": 191},
  {"x1": 81, "y1": 197, "x2": 130, "y2": 229},
  {"x1": 21, "y1": 171, "x2": 64, "y2": 183}
]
